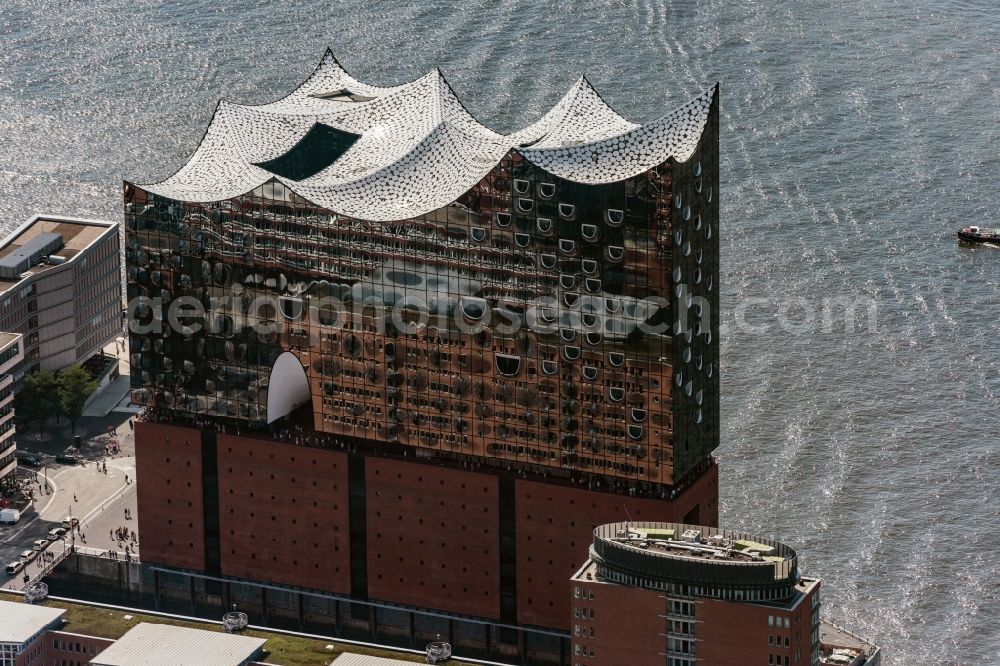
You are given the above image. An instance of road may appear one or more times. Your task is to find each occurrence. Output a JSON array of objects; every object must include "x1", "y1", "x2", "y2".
[{"x1": 1, "y1": 407, "x2": 140, "y2": 590}]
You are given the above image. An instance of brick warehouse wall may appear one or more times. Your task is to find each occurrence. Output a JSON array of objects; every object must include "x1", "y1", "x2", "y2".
[
  {"x1": 365, "y1": 457, "x2": 501, "y2": 619},
  {"x1": 515, "y1": 462, "x2": 718, "y2": 629},
  {"x1": 135, "y1": 423, "x2": 718, "y2": 632},
  {"x1": 571, "y1": 576, "x2": 667, "y2": 666},
  {"x1": 696, "y1": 582, "x2": 818, "y2": 666},
  {"x1": 216, "y1": 434, "x2": 351, "y2": 594},
  {"x1": 15, "y1": 630, "x2": 115, "y2": 666},
  {"x1": 135, "y1": 422, "x2": 206, "y2": 571}
]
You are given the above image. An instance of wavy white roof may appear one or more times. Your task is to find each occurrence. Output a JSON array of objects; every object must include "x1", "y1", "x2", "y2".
[{"x1": 141, "y1": 50, "x2": 714, "y2": 221}]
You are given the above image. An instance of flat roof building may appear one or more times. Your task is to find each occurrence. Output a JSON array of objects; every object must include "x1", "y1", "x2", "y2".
[
  {"x1": 0, "y1": 214, "x2": 121, "y2": 381},
  {"x1": 89, "y1": 623, "x2": 266, "y2": 666},
  {"x1": 0, "y1": 598, "x2": 65, "y2": 664},
  {"x1": 569, "y1": 522, "x2": 880, "y2": 666}
]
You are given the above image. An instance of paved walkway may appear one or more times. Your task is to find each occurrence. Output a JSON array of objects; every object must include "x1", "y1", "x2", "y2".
[
  {"x1": 82, "y1": 340, "x2": 133, "y2": 418},
  {"x1": 4, "y1": 391, "x2": 141, "y2": 588}
]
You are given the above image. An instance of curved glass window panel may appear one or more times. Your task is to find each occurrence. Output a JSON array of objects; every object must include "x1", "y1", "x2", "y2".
[
  {"x1": 563, "y1": 292, "x2": 580, "y2": 307},
  {"x1": 585, "y1": 332, "x2": 602, "y2": 346},
  {"x1": 582, "y1": 366, "x2": 600, "y2": 381},
  {"x1": 495, "y1": 212, "x2": 511, "y2": 227},
  {"x1": 608, "y1": 352, "x2": 625, "y2": 367},
  {"x1": 540, "y1": 253, "x2": 557, "y2": 269},
  {"x1": 513, "y1": 179, "x2": 530, "y2": 194},
  {"x1": 559, "y1": 203, "x2": 576, "y2": 219},
  {"x1": 560, "y1": 274, "x2": 577, "y2": 289},
  {"x1": 517, "y1": 198, "x2": 534, "y2": 213},
  {"x1": 606, "y1": 209, "x2": 624, "y2": 226},
  {"x1": 693, "y1": 161, "x2": 703, "y2": 177},
  {"x1": 515, "y1": 233, "x2": 531, "y2": 248},
  {"x1": 495, "y1": 354, "x2": 522, "y2": 377},
  {"x1": 706, "y1": 187, "x2": 713, "y2": 203},
  {"x1": 673, "y1": 194, "x2": 683, "y2": 209},
  {"x1": 675, "y1": 372, "x2": 683, "y2": 387},
  {"x1": 630, "y1": 408, "x2": 647, "y2": 423},
  {"x1": 609, "y1": 387, "x2": 625, "y2": 402},
  {"x1": 672, "y1": 267, "x2": 682, "y2": 282},
  {"x1": 683, "y1": 241, "x2": 692, "y2": 256},
  {"x1": 470, "y1": 227, "x2": 488, "y2": 242},
  {"x1": 461, "y1": 296, "x2": 489, "y2": 322},
  {"x1": 475, "y1": 328, "x2": 493, "y2": 348},
  {"x1": 606, "y1": 245, "x2": 624, "y2": 262},
  {"x1": 279, "y1": 296, "x2": 304, "y2": 320},
  {"x1": 706, "y1": 224, "x2": 713, "y2": 240},
  {"x1": 628, "y1": 425, "x2": 644, "y2": 440},
  {"x1": 541, "y1": 360, "x2": 559, "y2": 375},
  {"x1": 581, "y1": 259, "x2": 598, "y2": 275},
  {"x1": 560, "y1": 328, "x2": 577, "y2": 343},
  {"x1": 538, "y1": 182, "x2": 556, "y2": 199},
  {"x1": 674, "y1": 230, "x2": 683, "y2": 246},
  {"x1": 559, "y1": 239, "x2": 576, "y2": 255},
  {"x1": 540, "y1": 307, "x2": 557, "y2": 323},
  {"x1": 695, "y1": 177, "x2": 703, "y2": 193},
  {"x1": 694, "y1": 268, "x2": 702, "y2": 284},
  {"x1": 683, "y1": 206, "x2": 691, "y2": 221},
  {"x1": 581, "y1": 224, "x2": 600, "y2": 242},
  {"x1": 605, "y1": 298, "x2": 621, "y2": 314},
  {"x1": 585, "y1": 278, "x2": 602, "y2": 293},
  {"x1": 537, "y1": 217, "x2": 553, "y2": 234},
  {"x1": 563, "y1": 346, "x2": 581, "y2": 361}
]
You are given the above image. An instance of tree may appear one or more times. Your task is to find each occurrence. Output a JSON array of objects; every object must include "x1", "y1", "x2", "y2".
[
  {"x1": 58, "y1": 365, "x2": 98, "y2": 437},
  {"x1": 19, "y1": 369, "x2": 59, "y2": 437}
]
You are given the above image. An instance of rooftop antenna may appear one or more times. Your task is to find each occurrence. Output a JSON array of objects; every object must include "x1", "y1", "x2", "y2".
[{"x1": 623, "y1": 504, "x2": 633, "y2": 534}]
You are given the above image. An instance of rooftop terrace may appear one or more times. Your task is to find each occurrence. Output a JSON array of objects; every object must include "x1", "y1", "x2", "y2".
[{"x1": 585, "y1": 522, "x2": 801, "y2": 597}]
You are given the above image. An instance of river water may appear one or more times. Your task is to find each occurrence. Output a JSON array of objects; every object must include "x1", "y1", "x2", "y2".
[{"x1": 1, "y1": 1, "x2": 998, "y2": 662}]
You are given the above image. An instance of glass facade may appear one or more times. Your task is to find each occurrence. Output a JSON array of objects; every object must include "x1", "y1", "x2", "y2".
[{"x1": 126, "y1": 90, "x2": 719, "y2": 488}]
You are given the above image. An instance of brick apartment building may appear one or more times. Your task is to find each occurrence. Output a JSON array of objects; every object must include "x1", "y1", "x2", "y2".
[{"x1": 569, "y1": 523, "x2": 881, "y2": 666}]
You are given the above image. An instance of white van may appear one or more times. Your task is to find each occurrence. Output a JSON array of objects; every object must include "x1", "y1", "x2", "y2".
[{"x1": 0, "y1": 508, "x2": 20, "y2": 524}]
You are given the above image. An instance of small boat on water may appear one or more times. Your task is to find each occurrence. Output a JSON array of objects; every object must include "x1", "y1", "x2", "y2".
[{"x1": 957, "y1": 225, "x2": 1000, "y2": 245}]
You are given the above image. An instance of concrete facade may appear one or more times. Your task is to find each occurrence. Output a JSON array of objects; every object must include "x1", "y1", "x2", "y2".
[
  {"x1": 0, "y1": 333, "x2": 23, "y2": 486},
  {"x1": 0, "y1": 215, "x2": 120, "y2": 382}
]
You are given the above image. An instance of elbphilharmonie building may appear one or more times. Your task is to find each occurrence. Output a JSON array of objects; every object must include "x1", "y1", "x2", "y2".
[{"x1": 125, "y1": 51, "x2": 720, "y2": 663}]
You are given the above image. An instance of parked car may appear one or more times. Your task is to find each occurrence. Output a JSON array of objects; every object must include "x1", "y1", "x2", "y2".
[
  {"x1": 32, "y1": 539, "x2": 50, "y2": 551},
  {"x1": 61, "y1": 517, "x2": 79, "y2": 530},
  {"x1": 16, "y1": 452, "x2": 41, "y2": 467},
  {"x1": 47, "y1": 527, "x2": 67, "y2": 540},
  {"x1": 0, "y1": 508, "x2": 20, "y2": 524},
  {"x1": 55, "y1": 454, "x2": 80, "y2": 465},
  {"x1": 18, "y1": 550, "x2": 37, "y2": 564},
  {"x1": 5, "y1": 561, "x2": 24, "y2": 575}
]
